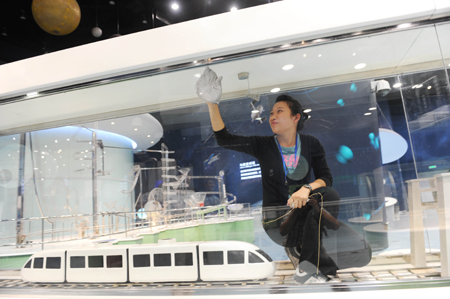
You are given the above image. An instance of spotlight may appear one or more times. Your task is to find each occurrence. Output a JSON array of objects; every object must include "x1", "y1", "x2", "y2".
[
  {"x1": 371, "y1": 80, "x2": 391, "y2": 96},
  {"x1": 171, "y1": 3, "x2": 179, "y2": 10}
]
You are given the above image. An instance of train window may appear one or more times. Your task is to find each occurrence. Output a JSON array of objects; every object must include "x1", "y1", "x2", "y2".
[
  {"x1": 227, "y1": 250, "x2": 244, "y2": 264},
  {"x1": 175, "y1": 252, "x2": 193, "y2": 266},
  {"x1": 46, "y1": 257, "x2": 61, "y2": 269},
  {"x1": 107, "y1": 255, "x2": 123, "y2": 268},
  {"x1": 70, "y1": 256, "x2": 85, "y2": 268},
  {"x1": 133, "y1": 254, "x2": 150, "y2": 267},
  {"x1": 203, "y1": 251, "x2": 223, "y2": 265},
  {"x1": 33, "y1": 258, "x2": 44, "y2": 269},
  {"x1": 248, "y1": 252, "x2": 264, "y2": 263},
  {"x1": 154, "y1": 253, "x2": 171, "y2": 267},
  {"x1": 88, "y1": 255, "x2": 104, "y2": 268},
  {"x1": 256, "y1": 249, "x2": 273, "y2": 262},
  {"x1": 24, "y1": 259, "x2": 32, "y2": 268}
]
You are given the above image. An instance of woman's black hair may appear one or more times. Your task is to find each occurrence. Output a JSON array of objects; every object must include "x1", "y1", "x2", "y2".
[{"x1": 275, "y1": 94, "x2": 308, "y2": 131}]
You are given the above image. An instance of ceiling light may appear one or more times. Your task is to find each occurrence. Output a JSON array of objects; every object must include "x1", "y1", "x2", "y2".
[
  {"x1": 27, "y1": 92, "x2": 38, "y2": 97},
  {"x1": 364, "y1": 113, "x2": 372, "y2": 116},
  {"x1": 353, "y1": 53, "x2": 356, "y2": 56},
  {"x1": 67, "y1": 139, "x2": 70, "y2": 141},
  {"x1": 142, "y1": 19, "x2": 148, "y2": 24},
  {"x1": 397, "y1": 23, "x2": 412, "y2": 29},
  {"x1": 147, "y1": 135, "x2": 151, "y2": 138},
  {"x1": 393, "y1": 83, "x2": 402, "y2": 88},
  {"x1": 282, "y1": 64, "x2": 294, "y2": 70},
  {"x1": 171, "y1": 3, "x2": 179, "y2": 10},
  {"x1": 55, "y1": 140, "x2": 58, "y2": 143},
  {"x1": 369, "y1": 107, "x2": 377, "y2": 110},
  {"x1": 151, "y1": 141, "x2": 154, "y2": 144},
  {"x1": 194, "y1": 73, "x2": 201, "y2": 78},
  {"x1": 416, "y1": 84, "x2": 423, "y2": 88},
  {"x1": 111, "y1": 122, "x2": 115, "y2": 125},
  {"x1": 354, "y1": 63, "x2": 366, "y2": 70},
  {"x1": 303, "y1": 109, "x2": 312, "y2": 113},
  {"x1": 303, "y1": 54, "x2": 306, "y2": 57},
  {"x1": 427, "y1": 86, "x2": 432, "y2": 90},
  {"x1": 230, "y1": 7, "x2": 238, "y2": 12},
  {"x1": 412, "y1": 85, "x2": 417, "y2": 89},
  {"x1": 255, "y1": 117, "x2": 261, "y2": 121},
  {"x1": 109, "y1": 1, "x2": 115, "y2": 5},
  {"x1": 318, "y1": 54, "x2": 322, "y2": 57},
  {"x1": 134, "y1": 128, "x2": 138, "y2": 131},
  {"x1": 193, "y1": 60, "x2": 197, "y2": 63},
  {"x1": 281, "y1": 44, "x2": 290, "y2": 48},
  {"x1": 271, "y1": 88, "x2": 280, "y2": 93}
]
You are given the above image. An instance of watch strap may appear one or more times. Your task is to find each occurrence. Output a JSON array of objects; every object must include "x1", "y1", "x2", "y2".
[{"x1": 303, "y1": 184, "x2": 313, "y2": 192}]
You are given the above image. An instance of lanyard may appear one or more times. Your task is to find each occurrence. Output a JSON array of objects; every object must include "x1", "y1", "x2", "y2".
[{"x1": 276, "y1": 134, "x2": 298, "y2": 185}]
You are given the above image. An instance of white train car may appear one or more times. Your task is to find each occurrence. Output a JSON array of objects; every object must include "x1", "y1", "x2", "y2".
[
  {"x1": 198, "y1": 241, "x2": 276, "y2": 281},
  {"x1": 66, "y1": 247, "x2": 128, "y2": 283},
  {"x1": 21, "y1": 249, "x2": 66, "y2": 283},
  {"x1": 128, "y1": 239, "x2": 199, "y2": 282},
  {"x1": 21, "y1": 239, "x2": 276, "y2": 283}
]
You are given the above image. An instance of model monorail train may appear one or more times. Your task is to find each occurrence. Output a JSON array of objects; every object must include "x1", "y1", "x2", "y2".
[{"x1": 21, "y1": 239, "x2": 276, "y2": 283}]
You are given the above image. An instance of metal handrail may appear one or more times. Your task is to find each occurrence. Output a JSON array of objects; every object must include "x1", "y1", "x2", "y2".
[{"x1": 0, "y1": 202, "x2": 252, "y2": 250}]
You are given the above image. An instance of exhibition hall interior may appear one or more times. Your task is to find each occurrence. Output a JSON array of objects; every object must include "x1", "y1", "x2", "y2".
[{"x1": 0, "y1": 0, "x2": 450, "y2": 297}]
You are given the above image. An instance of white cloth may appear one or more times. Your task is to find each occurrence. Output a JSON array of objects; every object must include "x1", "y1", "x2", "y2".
[{"x1": 195, "y1": 67, "x2": 223, "y2": 104}]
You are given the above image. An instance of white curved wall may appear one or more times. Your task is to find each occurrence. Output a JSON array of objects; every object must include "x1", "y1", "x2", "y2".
[{"x1": 0, "y1": 127, "x2": 135, "y2": 243}]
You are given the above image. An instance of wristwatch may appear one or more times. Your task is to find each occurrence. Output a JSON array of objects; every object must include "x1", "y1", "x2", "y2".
[{"x1": 302, "y1": 184, "x2": 313, "y2": 193}]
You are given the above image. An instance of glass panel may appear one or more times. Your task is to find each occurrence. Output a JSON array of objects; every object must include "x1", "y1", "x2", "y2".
[
  {"x1": 107, "y1": 255, "x2": 123, "y2": 268},
  {"x1": 88, "y1": 256, "x2": 104, "y2": 268},
  {"x1": 435, "y1": 23, "x2": 450, "y2": 85},
  {"x1": 33, "y1": 258, "x2": 43, "y2": 269},
  {"x1": 46, "y1": 257, "x2": 61, "y2": 269},
  {"x1": 154, "y1": 253, "x2": 171, "y2": 267},
  {"x1": 227, "y1": 250, "x2": 245, "y2": 264},
  {"x1": 133, "y1": 254, "x2": 150, "y2": 268},
  {"x1": 248, "y1": 252, "x2": 263, "y2": 263},
  {"x1": 174, "y1": 252, "x2": 193, "y2": 266},
  {"x1": 203, "y1": 251, "x2": 223, "y2": 265},
  {"x1": 70, "y1": 256, "x2": 85, "y2": 268},
  {"x1": 1, "y1": 20, "x2": 450, "y2": 292},
  {"x1": 256, "y1": 249, "x2": 273, "y2": 262},
  {"x1": 24, "y1": 259, "x2": 32, "y2": 268}
]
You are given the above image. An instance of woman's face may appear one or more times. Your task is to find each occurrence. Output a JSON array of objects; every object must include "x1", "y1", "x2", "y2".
[{"x1": 269, "y1": 101, "x2": 299, "y2": 135}]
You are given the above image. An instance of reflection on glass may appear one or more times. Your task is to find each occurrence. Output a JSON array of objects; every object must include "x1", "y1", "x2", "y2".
[{"x1": 2, "y1": 21, "x2": 450, "y2": 290}]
